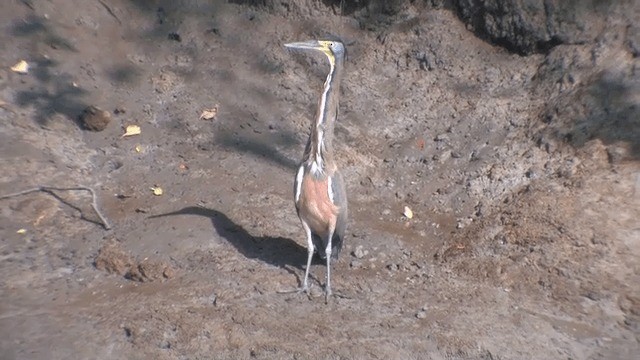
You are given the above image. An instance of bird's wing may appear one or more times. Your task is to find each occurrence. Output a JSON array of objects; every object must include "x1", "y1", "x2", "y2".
[{"x1": 329, "y1": 171, "x2": 348, "y2": 246}]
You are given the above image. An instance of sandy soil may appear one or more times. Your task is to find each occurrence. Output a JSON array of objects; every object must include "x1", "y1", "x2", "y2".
[{"x1": 0, "y1": 1, "x2": 638, "y2": 359}]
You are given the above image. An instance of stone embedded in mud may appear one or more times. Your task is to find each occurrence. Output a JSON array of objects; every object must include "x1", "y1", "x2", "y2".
[
  {"x1": 167, "y1": 32, "x2": 181, "y2": 42},
  {"x1": 606, "y1": 144, "x2": 630, "y2": 164},
  {"x1": 127, "y1": 259, "x2": 175, "y2": 282},
  {"x1": 94, "y1": 240, "x2": 134, "y2": 276},
  {"x1": 80, "y1": 105, "x2": 111, "y2": 131},
  {"x1": 352, "y1": 245, "x2": 367, "y2": 259},
  {"x1": 95, "y1": 240, "x2": 175, "y2": 282}
]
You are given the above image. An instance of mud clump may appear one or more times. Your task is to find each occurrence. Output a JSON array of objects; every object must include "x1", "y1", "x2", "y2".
[
  {"x1": 127, "y1": 259, "x2": 176, "y2": 282},
  {"x1": 80, "y1": 105, "x2": 111, "y2": 131},
  {"x1": 94, "y1": 240, "x2": 133, "y2": 275},
  {"x1": 95, "y1": 240, "x2": 174, "y2": 282}
]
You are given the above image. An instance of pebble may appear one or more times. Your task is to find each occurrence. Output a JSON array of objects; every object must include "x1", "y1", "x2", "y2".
[
  {"x1": 309, "y1": 286, "x2": 323, "y2": 298},
  {"x1": 80, "y1": 105, "x2": 111, "y2": 131},
  {"x1": 607, "y1": 145, "x2": 628, "y2": 164},
  {"x1": 353, "y1": 245, "x2": 367, "y2": 259},
  {"x1": 456, "y1": 217, "x2": 473, "y2": 229}
]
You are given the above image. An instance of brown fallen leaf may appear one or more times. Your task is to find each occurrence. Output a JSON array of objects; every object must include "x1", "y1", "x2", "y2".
[
  {"x1": 403, "y1": 206, "x2": 414, "y2": 219},
  {"x1": 11, "y1": 60, "x2": 29, "y2": 74},
  {"x1": 122, "y1": 125, "x2": 141, "y2": 137},
  {"x1": 199, "y1": 105, "x2": 218, "y2": 120},
  {"x1": 0, "y1": 99, "x2": 17, "y2": 114}
]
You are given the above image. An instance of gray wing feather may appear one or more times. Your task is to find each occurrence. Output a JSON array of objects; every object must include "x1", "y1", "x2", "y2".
[{"x1": 329, "y1": 171, "x2": 348, "y2": 259}]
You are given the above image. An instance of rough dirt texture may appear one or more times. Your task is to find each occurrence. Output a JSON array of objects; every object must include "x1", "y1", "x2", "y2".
[{"x1": 1, "y1": 0, "x2": 639, "y2": 359}]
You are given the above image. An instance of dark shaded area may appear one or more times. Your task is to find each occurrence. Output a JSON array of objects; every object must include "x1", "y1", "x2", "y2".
[
  {"x1": 11, "y1": 15, "x2": 77, "y2": 51},
  {"x1": 452, "y1": 0, "x2": 602, "y2": 55},
  {"x1": 14, "y1": 64, "x2": 88, "y2": 125},
  {"x1": 320, "y1": 0, "x2": 405, "y2": 16},
  {"x1": 571, "y1": 74, "x2": 640, "y2": 159},
  {"x1": 106, "y1": 64, "x2": 143, "y2": 85},
  {"x1": 128, "y1": 0, "x2": 227, "y2": 41},
  {"x1": 149, "y1": 206, "x2": 308, "y2": 269},
  {"x1": 10, "y1": 15, "x2": 87, "y2": 125},
  {"x1": 213, "y1": 123, "x2": 301, "y2": 170},
  {"x1": 538, "y1": 68, "x2": 640, "y2": 160}
]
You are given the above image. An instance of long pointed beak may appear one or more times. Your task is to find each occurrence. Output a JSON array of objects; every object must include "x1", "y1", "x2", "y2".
[{"x1": 284, "y1": 40, "x2": 323, "y2": 51}]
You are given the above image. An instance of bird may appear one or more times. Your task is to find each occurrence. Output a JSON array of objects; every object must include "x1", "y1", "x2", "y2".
[{"x1": 284, "y1": 39, "x2": 348, "y2": 302}]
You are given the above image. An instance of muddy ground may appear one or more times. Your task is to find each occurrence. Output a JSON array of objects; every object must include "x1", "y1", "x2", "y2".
[{"x1": 0, "y1": 0, "x2": 639, "y2": 359}]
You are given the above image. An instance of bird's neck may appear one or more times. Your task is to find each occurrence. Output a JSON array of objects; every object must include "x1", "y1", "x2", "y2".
[{"x1": 308, "y1": 57, "x2": 343, "y2": 175}]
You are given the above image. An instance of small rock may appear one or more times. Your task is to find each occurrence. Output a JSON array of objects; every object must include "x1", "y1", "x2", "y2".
[
  {"x1": 350, "y1": 259, "x2": 363, "y2": 269},
  {"x1": 607, "y1": 144, "x2": 629, "y2": 164},
  {"x1": 309, "y1": 286, "x2": 323, "y2": 298},
  {"x1": 80, "y1": 105, "x2": 111, "y2": 131},
  {"x1": 435, "y1": 133, "x2": 449, "y2": 142},
  {"x1": 128, "y1": 259, "x2": 172, "y2": 282},
  {"x1": 436, "y1": 150, "x2": 451, "y2": 163},
  {"x1": 353, "y1": 245, "x2": 366, "y2": 259},
  {"x1": 95, "y1": 240, "x2": 133, "y2": 275},
  {"x1": 168, "y1": 32, "x2": 181, "y2": 42},
  {"x1": 525, "y1": 168, "x2": 537, "y2": 179},
  {"x1": 456, "y1": 217, "x2": 473, "y2": 229},
  {"x1": 416, "y1": 310, "x2": 427, "y2": 319},
  {"x1": 537, "y1": 135, "x2": 557, "y2": 153}
]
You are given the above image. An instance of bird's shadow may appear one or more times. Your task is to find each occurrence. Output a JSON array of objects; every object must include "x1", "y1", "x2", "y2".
[{"x1": 148, "y1": 206, "x2": 323, "y2": 283}]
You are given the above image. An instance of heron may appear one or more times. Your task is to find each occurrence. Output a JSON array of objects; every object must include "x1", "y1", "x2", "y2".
[{"x1": 285, "y1": 40, "x2": 348, "y2": 302}]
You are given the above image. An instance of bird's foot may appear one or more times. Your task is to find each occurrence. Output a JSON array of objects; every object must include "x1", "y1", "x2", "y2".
[
  {"x1": 324, "y1": 288, "x2": 332, "y2": 304},
  {"x1": 277, "y1": 284, "x2": 311, "y2": 295},
  {"x1": 324, "y1": 289, "x2": 351, "y2": 303}
]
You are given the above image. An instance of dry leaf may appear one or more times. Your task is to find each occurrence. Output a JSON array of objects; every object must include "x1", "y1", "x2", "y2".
[
  {"x1": 135, "y1": 145, "x2": 142, "y2": 153},
  {"x1": 11, "y1": 60, "x2": 29, "y2": 74},
  {"x1": 16, "y1": 228, "x2": 27, "y2": 234},
  {"x1": 199, "y1": 106, "x2": 218, "y2": 120},
  {"x1": 151, "y1": 186, "x2": 163, "y2": 196},
  {"x1": 0, "y1": 99, "x2": 17, "y2": 114},
  {"x1": 403, "y1": 206, "x2": 414, "y2": 219},
  {"x1": 122, "y1": 125, "x2": 141, "y2": 137}
]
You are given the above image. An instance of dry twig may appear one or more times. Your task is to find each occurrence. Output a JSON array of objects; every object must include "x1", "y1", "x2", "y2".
[
  {"x1": 0, "y1": 186, "x2": 112, "y2": 230},
  {"x1": 97, "y1": 0, "x2": 122, "y2": 25}
]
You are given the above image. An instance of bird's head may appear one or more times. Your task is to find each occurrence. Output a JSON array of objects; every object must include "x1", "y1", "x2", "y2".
[{"x1": 284, "y1": 40, "x2": 345, "y2": 65}]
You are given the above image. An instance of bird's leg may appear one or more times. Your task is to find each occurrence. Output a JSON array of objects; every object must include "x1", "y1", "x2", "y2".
[
  {"x1": 301, "y1": 220, "x2": 314, "y2": 294},
  {"x1": 324, "y1": 228, "x2": 334, "y2": 303},
  {"x1": 277, "y1": 220, "x2": 314, "y2": 295}
]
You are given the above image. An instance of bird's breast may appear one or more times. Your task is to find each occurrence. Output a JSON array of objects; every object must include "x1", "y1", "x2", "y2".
[{"x1": 296, "y1": 174, "x2": 339, "y2": 235}]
